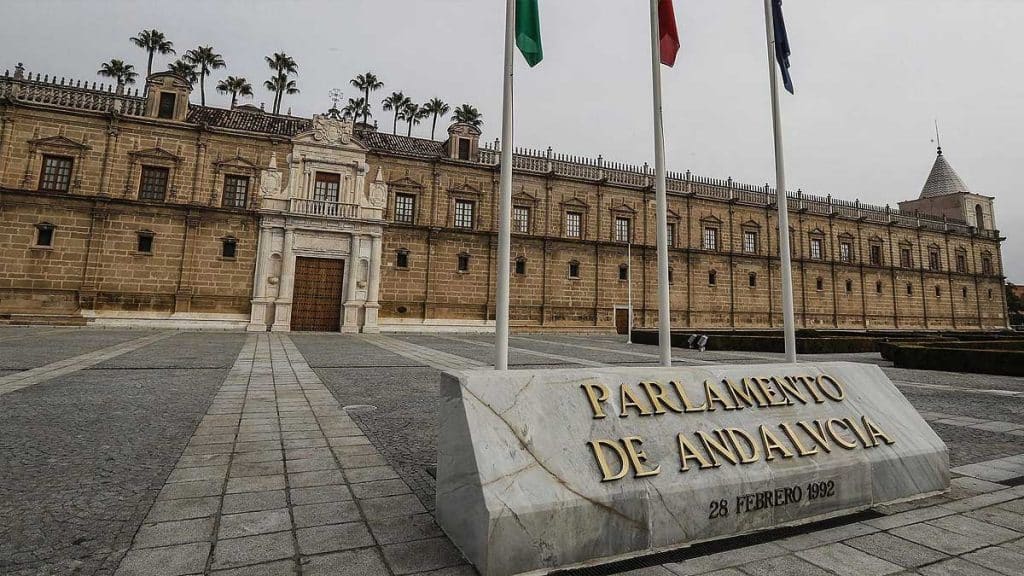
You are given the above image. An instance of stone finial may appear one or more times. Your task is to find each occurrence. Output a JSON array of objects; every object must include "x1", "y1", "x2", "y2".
[
  {"x1": 13, "y1": 62, "x2": 25, "y2": 79},
  {"x1": 268, "y1": 152, "x2": 278, "y2": 169}
]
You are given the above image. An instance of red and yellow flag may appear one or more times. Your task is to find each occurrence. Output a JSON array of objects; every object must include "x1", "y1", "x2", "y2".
[{"x1": 659, "y1": 0, "x2": 681, "y2": 66}]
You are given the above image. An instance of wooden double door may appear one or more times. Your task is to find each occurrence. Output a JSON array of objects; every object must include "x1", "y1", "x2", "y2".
[{"x1": 291, "y1": 257, "x2": 345, "y2": 332}]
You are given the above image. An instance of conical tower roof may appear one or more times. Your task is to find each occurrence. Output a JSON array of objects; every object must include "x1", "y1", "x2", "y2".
[{"x1": 920, "y1": 147, "x2": 971, "y2": 198}]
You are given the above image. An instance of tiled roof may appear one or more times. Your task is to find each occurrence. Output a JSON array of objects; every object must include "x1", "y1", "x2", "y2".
[
  {"x1": 186, "y1": 106, "x2": 311, "y2": 137},
  {"x1": 359, "y1": 131, "x2": 445, "y2": 158},
  {"x1": 920, "y1": 150, "x2": 972, "y2": 198}
]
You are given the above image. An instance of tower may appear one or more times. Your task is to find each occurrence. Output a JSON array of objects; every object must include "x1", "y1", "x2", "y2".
[{"x1": 898, "y1": 145, "x2": 995, "y2": 231}]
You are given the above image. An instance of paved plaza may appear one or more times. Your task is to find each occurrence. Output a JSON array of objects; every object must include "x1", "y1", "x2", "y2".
[{"x1": 1, "y1": 327, "x2": 1023, "y2": 576}]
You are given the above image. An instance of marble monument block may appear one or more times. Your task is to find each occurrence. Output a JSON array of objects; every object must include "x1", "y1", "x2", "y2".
[{"x1": 436, "y1": 362, "x2": 948, "y2": 576}]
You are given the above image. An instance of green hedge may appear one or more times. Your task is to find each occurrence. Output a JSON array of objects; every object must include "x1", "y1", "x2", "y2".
[{"x1": 889, "y1": 345, "x2": 1024, "y2": 376}]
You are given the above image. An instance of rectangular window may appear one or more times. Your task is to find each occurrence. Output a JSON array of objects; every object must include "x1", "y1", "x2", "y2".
[
  {"x1": 396, "y1": 250, "x2": 409, "y2": 269},
  {"x1": 222, "y1": 175, "x2": 249, "y2": 209},
  {"x1": 221, "y1": 238, "x2": 237, "y2": 258},
  {"x1": 810, "y1": 238, "x2": 823, "y2": 260},
  {"x1": 956, "y1": 253, "x2": 967, "y2": 273},
  {"x1": 39, "y1": 155, "x2": 73, "y2": 192},
  {"x1": 457, "y1": 138, "x2": 471, "y2": 161},
  {"x1": 708, "y1": 270, "x2": 717, "y2": 285},
  {"x1": 566, "y1": 212, "x2": 582, "y2": 238},
  {"x1": 138, "y1": 166, "x2": 169, "y2": 201},
  {"x1": 568, "y1": 261, "x2": 580, "y2": 279},
  {"x1": 982, "y1": 256, "x2": 993, "y2": 275},
  {"x1": 514, "y1": 258, "x2": 526, "y2": 275},
  {"x1": 454, "y1": 199, "x2": 475, "y2": 229},
  {"x1": 35, "y1": 224, "x2": 54, "y2": 247},
  {"x1": 158, "y1": 92, "x2": 176, "y2": 119},
  {"x1": 394, "y1": 193, "x2": 415, "y2": 224},
  {"x1": 614, "y1": 217, "x2": 631, "y2": 243},
  {"x1": 743, "y1": 231, "x2": 757, "y2": 254},
  {"x1": 900, "y1": 248, "x2": 912, "y2": 268},
  {"x1": 137, "y1": 232, "x2": 154, "y2": 253},
  {"x1": 313, "y1": 172, "x2": 340, "y2": 202},
  {"x1": 702, "y1": 227, "x2": 718, "y2": 251},
  {"x1": 457, "y1": 253, "x2": 470, "y2": 272},
  {"x1": 749, "y1": 272, "x2": 757, "y2": 287},
  {"x1": 840, "y1": 242, "x2": 852, "y2": 263},
  {"x1": 667, "y1": 223, "x2": 676, "y2": 247},
  {"x1": 870, "y1": 244, "x2": 882, "y2": 266},
  {"x1": 513, "y1": 206, "x2": 530, "y2": 234},
  {"x1": 928, "y1": 250, "x2": 941, "y2": 271}
]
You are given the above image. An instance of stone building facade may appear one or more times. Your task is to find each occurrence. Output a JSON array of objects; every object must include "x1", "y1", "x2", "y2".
[{"x1": 0, "y1": 66, "x2": 1009, "y2": 331}]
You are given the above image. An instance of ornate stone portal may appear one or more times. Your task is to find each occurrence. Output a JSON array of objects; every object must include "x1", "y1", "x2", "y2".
[{"x1": 248, "y1": 115, "x2": 386, "y2": 333}]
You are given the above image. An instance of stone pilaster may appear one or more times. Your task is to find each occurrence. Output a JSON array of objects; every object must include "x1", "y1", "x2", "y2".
[
  {"x1": 341, "y1": 233, "x2": 362, "y2": 333},
  {"x1": 248, "y1": 225, "x2": 275, "y2": 332},
  {"x1": 362, "y1": 233, "x2": 383, "y2": 333},
  {"x1": 271, "y1": 228, "x2": 295, "y2": 331}
]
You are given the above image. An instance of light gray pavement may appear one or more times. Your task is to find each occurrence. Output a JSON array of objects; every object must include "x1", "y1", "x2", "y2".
[{"x1": 1, "y1": 327, "x2": 1023, "y2": 575}]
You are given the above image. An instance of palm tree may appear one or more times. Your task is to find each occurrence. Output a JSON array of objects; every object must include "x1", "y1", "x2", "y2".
[
  {"x1": 264, "y1": 52, "x2": 298, "y2": 114},
  {"x1": 130, "y1": 29, "x2": 175, "y2": 78},
  {"x1": 217, "y1": 76, "x2": 252, "y2": 108},
  {"x1": 167, "y1": 60, "x2": 198, "y2": 87},
  {"x1": 452, "y1": 103, "x2": 483, "y2": 128},
  {"x1": 263, "y1": 76, "x2": 299, "y2": 114},
  {"x1": 421, "y1": 98, "x2": 450, "y2": 140},
  {"x1": 182, "y1": 46, "x2": 225, "y2": 106},
  {"x1": 341, "y1": 97, "x2": 371, "y2": 122},
  {"x1": 400, "y1": 102, "x2": 427, "y2": 137},
  {"x1": 349, "y1": 72, "x2": 383, "y2": 125},
  {"x1": 382, "y1": 91, "x2": 412, "y2": 135},
  {"x1": 97, "y1": 59, "x2": 138, "y2": 87}
]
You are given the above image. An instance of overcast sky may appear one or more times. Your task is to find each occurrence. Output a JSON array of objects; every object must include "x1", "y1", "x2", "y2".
[{"x1": 5, "y1": 0, "x2": 1021, "y2": 280}]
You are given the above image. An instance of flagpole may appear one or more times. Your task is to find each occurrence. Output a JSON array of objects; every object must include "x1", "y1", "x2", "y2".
[
  {"x1": 495, "y1": 0, "x2": 515, "y2": 371},
  {"x1": 764, "y1": 0, "x2": 797, "y2": 363},
  {"x1": 649, "y1": 0, "x2": 672, "y2": 367},
  {"x1": 627, "y1": 241, "x2": 633, "y2": 344}
]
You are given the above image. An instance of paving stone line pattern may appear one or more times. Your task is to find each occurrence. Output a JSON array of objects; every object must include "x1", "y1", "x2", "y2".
[
  {"x1": 114, "y1": 333, "x2": 469, "y2": 576},
  {"x1": 920, "y1": 411, "x2": 1024, "y2": 439},
  {"x1": 0, "y1": 330, "x2": 175, "y2": 397},
  {"x1": 361, "y1": 334, "x2": 486, "y2": 372}
]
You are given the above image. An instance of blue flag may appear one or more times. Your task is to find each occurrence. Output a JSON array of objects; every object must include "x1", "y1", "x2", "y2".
[{"x1": 773, "y1": 0, "x2": 794, "y2": 94}]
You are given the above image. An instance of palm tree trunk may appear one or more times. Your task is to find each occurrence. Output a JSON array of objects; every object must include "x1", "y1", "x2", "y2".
[
  {"x1": 392, "y1": 114, "x2": 398, "y2": 135},
  {"x1": 200, "y1": 72, "x2": 206, "y2": 106},
  {"x1": 407, "y1": 119, "x2": 413, "y2": 137},
  {"x1": 231, "y1": 92, "x2": 237, "y2": 109},
  {"x1": 363, "y1": 88, "x2": 370, "y2": 125},
  {"x1": 431, "y1": 114, "x2": 438, "y2": 140},
  {"x1": 147, "y1": 51, "x2": 154, "y2": 78}
]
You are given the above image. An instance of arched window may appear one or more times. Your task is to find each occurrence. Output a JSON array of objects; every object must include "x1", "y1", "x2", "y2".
[
  {"x1": 975, "y1": 204, "x2": 985, "y2": 230},
  {"x1": 514, "y1": 256, "x2": 526, "y2": 275},
  {"x1": 708, "y1": 270, "x2": 717, "y2": 286}
]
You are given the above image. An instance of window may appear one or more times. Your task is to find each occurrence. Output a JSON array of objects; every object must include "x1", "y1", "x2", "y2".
[
  {"x1": 876, "y1": 281, "x2": 883, "y2": 294},
  {"x1": 816, "y1": 277, "x2": 824, "y2": 291},
  {"x1": 513, "y1": 206, "x2": 530, "y2": 234},
  {"x1": 975, "y1": 204, "x2": 985, "y2": 230},
  {"x1": 457, "y1": 138, "x2": 471, "y2": 161},
  {"x1": 394, "y1": 193, "x2": 416, "y2": 224},
  {"x1": 840, "y1": 242, "x2": 852, "y2": 263},
  {"x1": 962, "y1": 287, "x2": 968, "y2": 299},
  {"x1": 900, "y1": 247, "x2": 912, "y2": 268},
  {"x1": 870, "y1": 244, "x2": 883, "y2": 266},
  {"x1": 137, "y1": 231, "x2": 154, "y2": 253},
  {"x1": 313, "y1": 172, "x2": 340, "y2": 202},
  {"x1": 702, "y1": 227, "x2": 718, "y2": 251},
  {"x1": 396, "y1": 249, "x2": 409, "y2": 269},
  {"x1": 565, "y1": 212, "x2": 582, "y2": 238},
  {"x1": 614, "y1": 217, "x2": 631, "y2": 243},
  {"x1": 982, "y1": 255, "x2": 993, "y2": 275},
  {"x1": 749, "y1": 272, "x2": 757, "y2": 288},
  {"x1": 743, "y1": 231, "x2": 758, "y2": 254},
  {"x1": 810, "y1": 238, "x2": 823, "y2": 260},
  {"x1": 708, "y1": 270, "x2": 717, "y2": 286},
  {"x1": 928, "y1": 249, "x2": 941, "y2": 271},
  {"x1": 39, "y1": 155, "x2": 73, "y2": 192},
  {"x1": 457, "y1": 253, "x2": 470, "y2": 272},
  {"x1": 845, "y1": 279, "x2": 853, "y2": 293},
  {"x1": 454, "y1": 199, "x2": 475, "y2": 229},
  {"x1": 935, "y1": 286, "x2": 941, "y2": 298},
  {"x1": 222, "y1": 175, "x2": 249, "y2": 209},
  {"x1": 515, "y1": 257, "x2": 526, "y2": 275},
  {"x1": 619, "y1": 264, "x2": 628, "y2": 281},
  {"x1": 139, "y1": 166, "x2": 169, "y2": 201},
  {"x1": 221, "y1": 238, "x2": 237, "y2": 258},
  {"x1": 906, "y1": 283, "x2": 914, "y2": 296},
  {"x1": 158, "y1": 92, "x2": 176, "y2": 119},
  {"x1": 668, "y1": 267, "x2": 674, "y2": 284},
  {"x1": 988, "y1": 288, "x2": 993, "y2": 299},
  {"x1": 667, "y1": 223, "x2": 676, "y2": 247},
  {"x1": 35, "y1": 223, "x2": 54, "y2": 247},
  {"x1": 568, "y1": 260, "x2": 580, "y2": 279},
  {"x1": 956, "y1": 253, "x2": 967, "y2": 274}
]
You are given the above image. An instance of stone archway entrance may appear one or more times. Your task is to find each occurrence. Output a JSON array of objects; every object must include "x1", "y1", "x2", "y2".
[{"x1": 291, "y1": 257, "x2": 345, "y2": 331}]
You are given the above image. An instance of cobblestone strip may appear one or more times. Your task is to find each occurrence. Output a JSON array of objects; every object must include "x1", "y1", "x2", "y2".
[
  {"x1": 921, "y1": 411, "x2": 1024, "y2": 438},
  {"x1": 361, "y1": 334, "x2": 487, "y2": 372},
  {"x1": 510, "y1": 335, "x2": 718, "y2": 365},
  {"x1": 897, "y1": 380, "x2": 1024, "y2": 398},
  {"x1": 438, "y1": 334, "x2": 609, "y2": 367},
  {"x1": 0, "y1": 330, "x2": 176, "y2": 397}
]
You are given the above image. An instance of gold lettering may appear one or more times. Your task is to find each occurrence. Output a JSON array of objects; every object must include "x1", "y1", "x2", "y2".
[
  {"x1": 724, "y1": 377, "x2": 768, "y2": 409},
  {"x1": 671, "y1": 380, "x2": 708, "y2": 412},
  {"x1": 640, "y1": 381, "x2": 682, "y2": 415},
  {"x1": 756, "y1": 377, "x2": 791, "y2": 406},
  {"x1": 774, "y1": 376, "x2": 809, "y2": 405},
  {"x1": 817, "y1": 374, "x2": 846, "y2": 402},
  {"x1": 620, "y1": 384, "x2": 654, "y2": 417},
  {"x1": 726, "y1": 428, "x2": 761, "y2": 463},
  {"x1": 779, "y1": 422, "x2": 819, "y2": 456},
  {"x1": 580, "y1": 383, "x2": 610, "y2": 419},
  {"x1": 861, "y1": 415, "x2": 895, "y2": 446},
  {"x1": 826, "y1": 418, "x2": 858, "y2": 449},
  {"x1": 798, "y1": 375, "x2": 827, "y2": 403},
  {"x1": 759, "y1": 424, "x2": 795, "y2": 460},
  {"x1": 695, "y1": 430, "x2": 739, "y2": 466},
  {"x1": 678, "y1": 433, "x2": 715, "y2": 471},
  {"x1": 844, "y1": 417, "x2": 873, "y2": 447},
  {"x1": 703, "y1": 379, "x2": 737, "y2": 411},
  {"x1": 796, "y1": 420, "x2": 833, "y2": 453},
  {"x1": 622, "y1": 436, "x2": 662, "y2": 477},
  {"x1": 587, "y1": 439, "x2": 631, "y2": 482}
]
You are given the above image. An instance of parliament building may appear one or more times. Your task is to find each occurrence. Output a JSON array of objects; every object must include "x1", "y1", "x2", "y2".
[{"x1": 0, "y1": 66, "x2": 1008, "y2": 332}]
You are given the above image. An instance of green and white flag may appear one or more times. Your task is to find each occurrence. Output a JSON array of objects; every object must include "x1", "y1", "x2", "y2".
[{"x1": 516, "y1": 0, "x2": 543, "y2": 67}]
